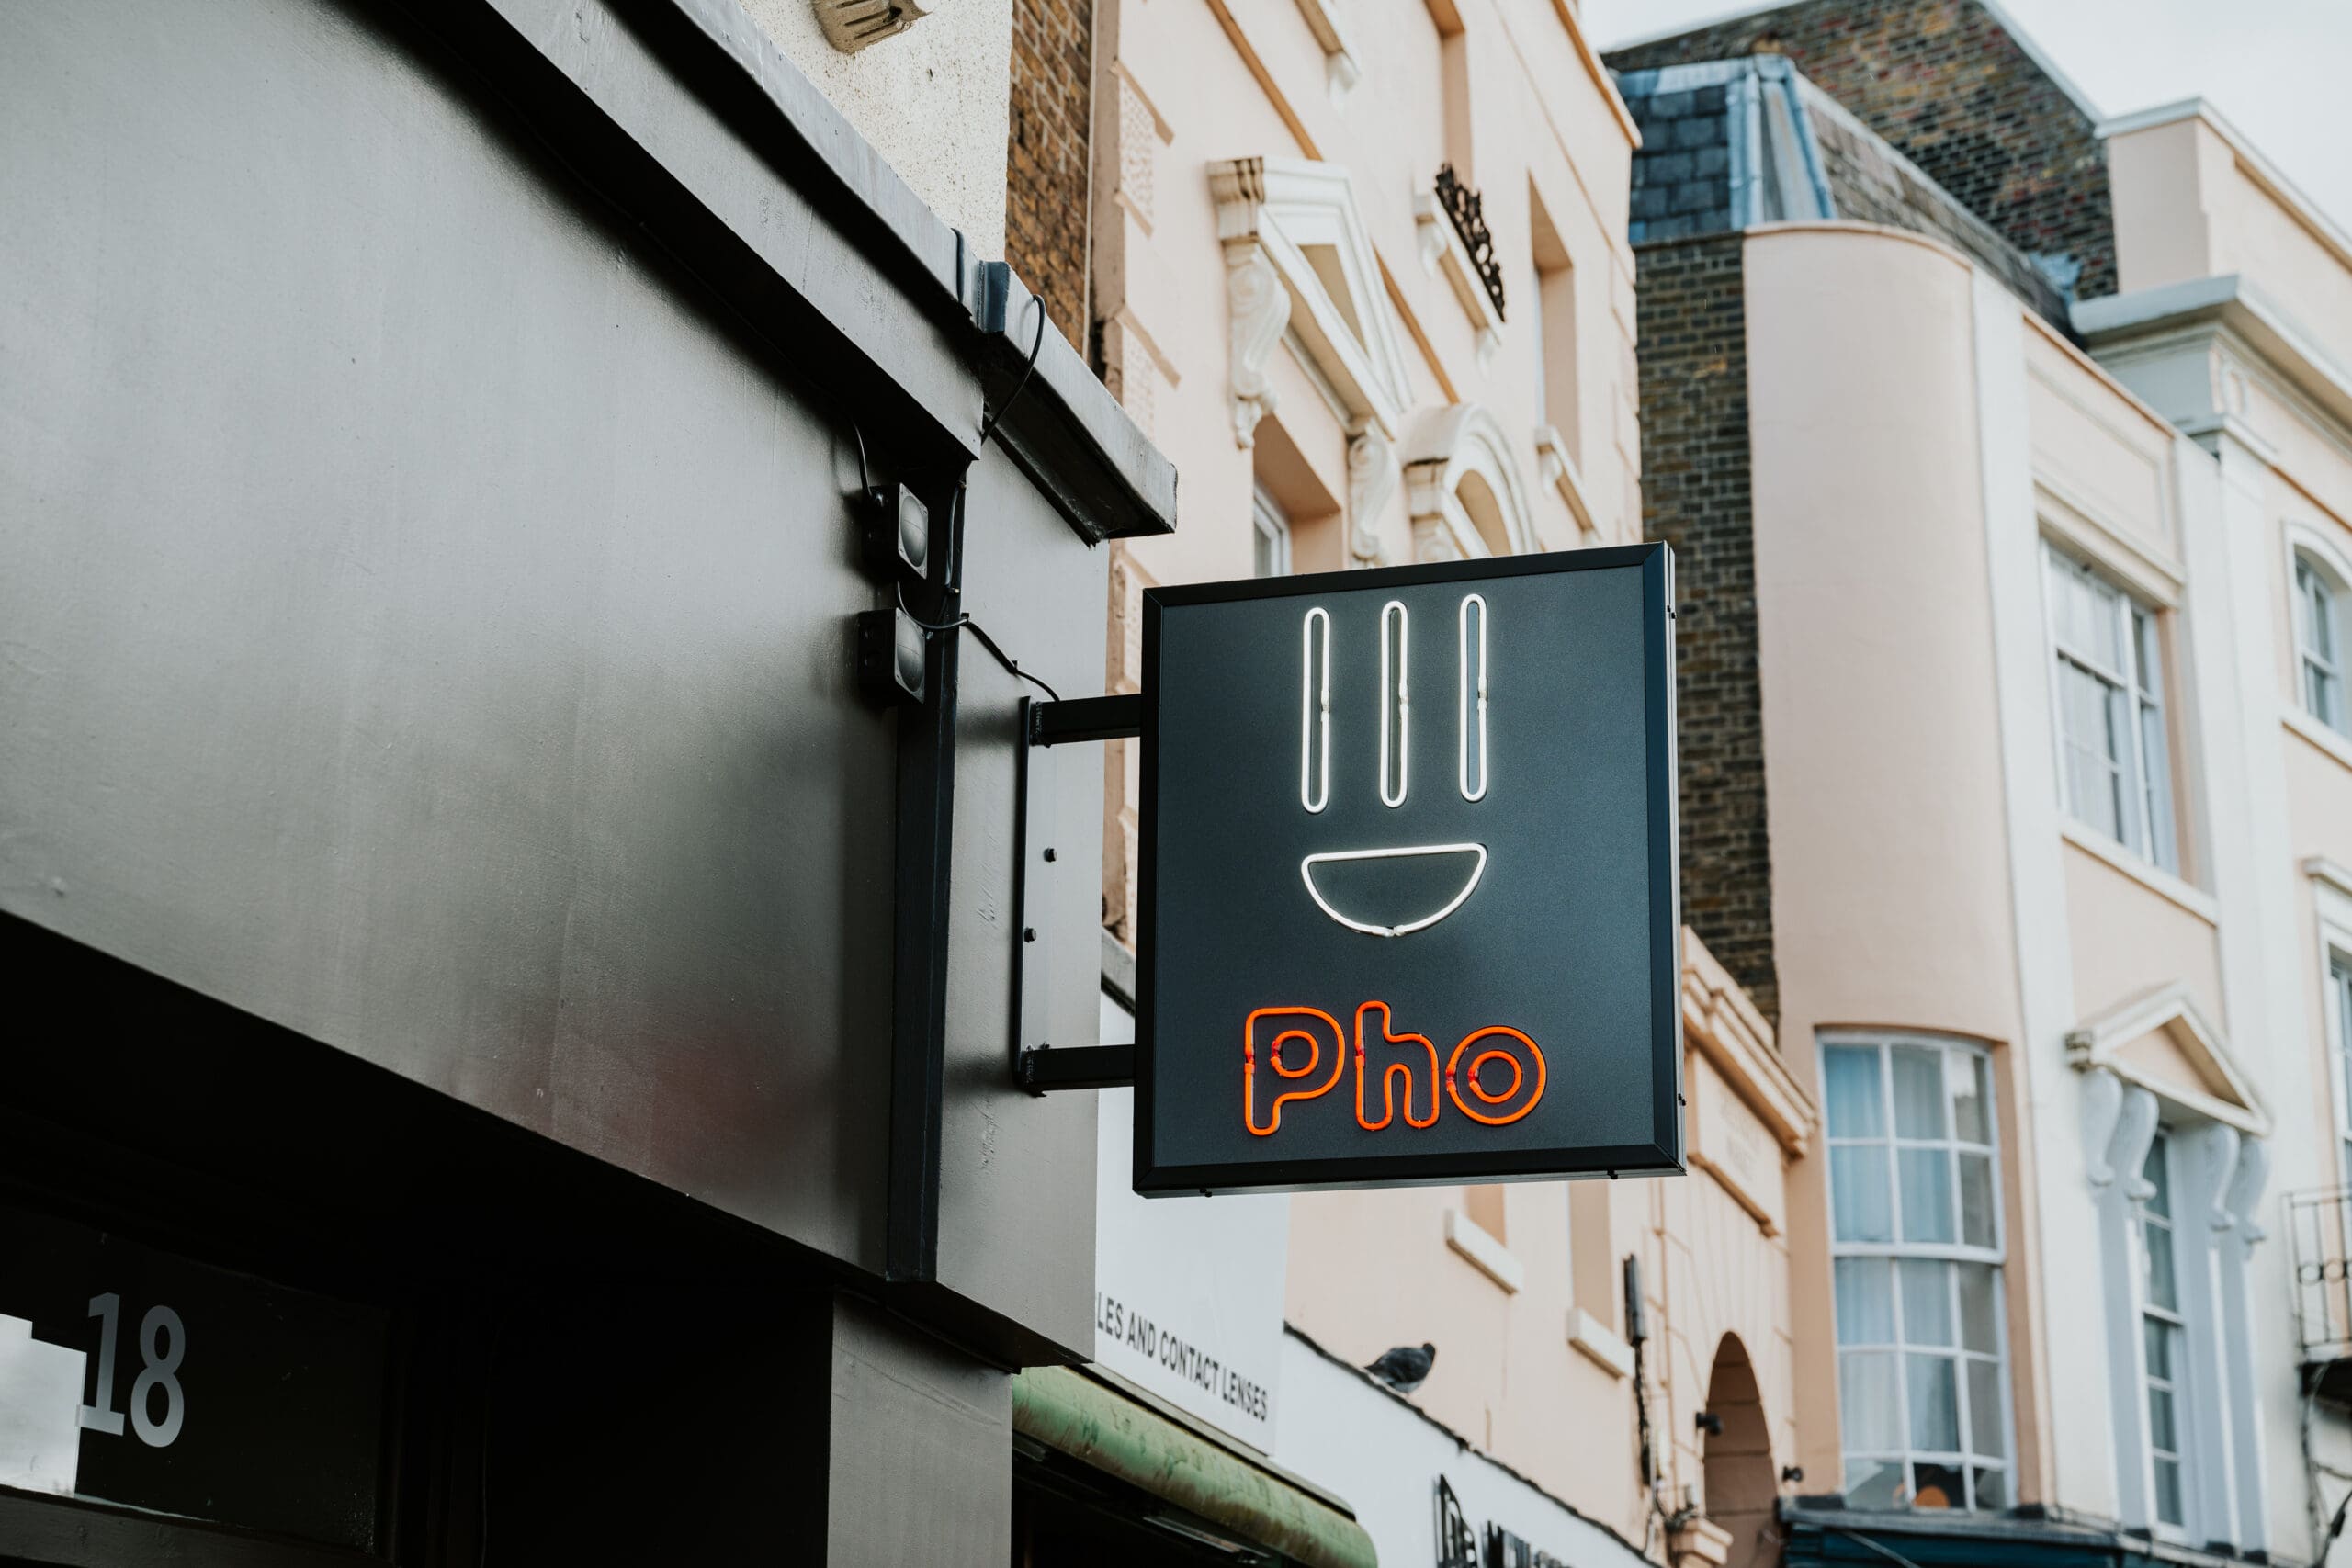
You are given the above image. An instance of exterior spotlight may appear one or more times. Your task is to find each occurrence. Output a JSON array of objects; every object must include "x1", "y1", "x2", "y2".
[
  {"x1": 857, "y1": 607, "x2": 926, "y2": 705},
  {"x1": 859, "y1": 482, "x2": 931, "y2": 582}
]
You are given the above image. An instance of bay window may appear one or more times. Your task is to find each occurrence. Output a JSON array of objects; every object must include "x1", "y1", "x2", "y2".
[
  {"x1": 1825, "y1": 1035, "x2": 2012, "y2": 1511},
  {"x1": 2044, "y1": 543, "x2": 2178, "y2": 873}
]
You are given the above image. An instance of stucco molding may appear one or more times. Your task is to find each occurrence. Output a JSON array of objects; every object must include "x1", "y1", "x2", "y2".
[
  {"x1": 2063, "y1": 980, "x2": 2270, "y2": 1137},
  {"x1": 1344, "y1": 424, "x2": 1397, "y2": 564},
  {"x1": 1533, "y1": 424, "x2": 1597, "y2": 539},
  {"x1": 1412, "y1": 186, "x2": 1503, "y2": 373},
  {"x1": 1284, "y1": 0, "x2": 1362, "y2": 104},
  {"x1": 1679, "y1": 927, "x2": 1812, "y2": 1159},
  {"x1": 1208, "y1": 157, "x2": 1413, "y2": 449},
  {"x1": 1399, "y1": 403, "x2": 1540, "y2": 562},
  {"x1": 1442, "y1": 1207, "x2": 1523, "y2": 1293}
]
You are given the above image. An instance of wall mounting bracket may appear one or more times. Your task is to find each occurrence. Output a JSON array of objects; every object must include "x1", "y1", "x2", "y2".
[{"x1": 1012, "y1": 694, "x2": 1143, "y2": 1092}]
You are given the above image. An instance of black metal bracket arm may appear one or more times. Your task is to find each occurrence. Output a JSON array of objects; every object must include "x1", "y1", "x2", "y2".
[
  {"x1": 1027, "y1": 693, "x2": 1141, "y2": 747},
  {"x1": 1016, "y1": 1044, "x2": 1136, "y2": 1092}
]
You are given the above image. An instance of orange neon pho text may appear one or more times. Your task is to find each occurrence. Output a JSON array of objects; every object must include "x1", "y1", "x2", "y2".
[{"x1": 1242, "y1": 1003, "x2": 1545, "y2": 1136}]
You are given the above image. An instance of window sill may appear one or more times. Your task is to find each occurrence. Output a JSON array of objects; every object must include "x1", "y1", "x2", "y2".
[
  {"x1": 2057, "y1": 820, "x2": 2219, "y2": 926},
  {"x1": 1566, "y1": 1308, "x2": 1633, "y2": 1378},
  {"x1": 1442, "y1": 1209, "x2": 1523, "y2": 1294},
  {"x1": 2284, "y1": 702, "x2": 2352, "y2": 773}
]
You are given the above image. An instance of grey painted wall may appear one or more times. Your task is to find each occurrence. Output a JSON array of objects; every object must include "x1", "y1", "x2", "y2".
[{"x1": 0, "y1": 0, "x2": 1109, "y2": 1348}]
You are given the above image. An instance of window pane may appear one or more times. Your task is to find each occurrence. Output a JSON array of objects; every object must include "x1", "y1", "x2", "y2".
[
  {"x1": 2153, "y1": 1457, "x2": 2183, "y2": 1528},
  {"x1": 1836, "y1": 1258, "x2": 1895, "y2": 1345},
  {"x1": 2143, "y1": 1315, "x2": 2173, "y2": 1381},
  {"x1": 1824, "y1": 1046, "x2": 1884, "y2": 1138},
  {"x1": 1911, "y1": 1460, "x2": 1964, "y2": 1511},
  {"x1": 2138, "y1": 696, "x2": 2177, "y2": 872},
  {"x1": 1966, "y1": 1359, "x2": 2006, "y2": 1458},
  {"x1": 2143, "y1": 1223, "x2": 2177, "y2": 1314},
  {"x1": 1906, "y1": 1353, "x2": 1960, "y2": 1451},
  {"x1": 1833, "y1": 1146, "x2": 1895, "y2": 1244},
  {"x1": 1973, "y1": 1467, "x2": 2008, "y2": 1511},
  {"x1": 1949, "y1": 1051, "x2": 1992, "y2": 1145},
  {"x1": 1899, "y1": 1147, "x2": 1956, "y2": 1245},
  {"x1": 1958, "y1": 1264, "x2": 2000, "y2": 1353},
  {"x1": 1890, "y1": 1046, "x2": 1945, "y2": 1139},
  {"x1": 2141, "y1": 1137, "x2": 2172, "y2": 1218},
  {"x1": 2147, "y1": 1381, "x2": 2177, "y2": 1454},
  {"x1": 2133, "y1": 606, "x2": 2165, "y2": 701},
  {"x1": 1899, "y1": 1259, "x2": 1952, "y2": 1347},
  {"x1": 1840, "y1": 1351, "x2": 1903, "y2": 1451},
  {"x1": 1844, "y1": 1459, "x2": 1905, "y2": 1510},
  {"x1": 1959, "y1": 1154, "x2": 1997, "y2": 1249}
]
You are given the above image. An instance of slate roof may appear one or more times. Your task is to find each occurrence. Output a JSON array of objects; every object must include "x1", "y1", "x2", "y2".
[{"x1": 1614, "y1": 56, "x2": 2075, "y2": 332}]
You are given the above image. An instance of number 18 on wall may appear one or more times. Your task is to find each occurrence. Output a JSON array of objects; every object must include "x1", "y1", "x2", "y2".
[{"x1": 77, "y1": 1292, "x2": 186, "y2": 1448}]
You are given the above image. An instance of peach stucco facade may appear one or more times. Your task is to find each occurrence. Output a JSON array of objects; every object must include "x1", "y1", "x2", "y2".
[
  {"x1": 1735, "y1": 94, "x2": 2352, "y2": 1560},
  {"x1": 1081, "y1": 0, "x2": 1811, "y2": 1557}
]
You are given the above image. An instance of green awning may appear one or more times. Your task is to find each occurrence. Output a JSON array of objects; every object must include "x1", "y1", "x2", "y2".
[{"x1": 1012, "y1": 1366, "x2": 1378, "y2": 1568}]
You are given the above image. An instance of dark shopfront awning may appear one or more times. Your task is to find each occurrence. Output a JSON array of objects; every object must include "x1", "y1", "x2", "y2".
[
  {"x1": 1782, "y1": 1501, "x2": 2273, "y2": 1568},
  {"x1": 1012, "y1": 1367, "x2": 1378, "y2": 1568}
]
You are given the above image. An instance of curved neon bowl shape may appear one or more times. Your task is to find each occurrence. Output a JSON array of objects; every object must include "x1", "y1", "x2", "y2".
[{"x1": 1298, "y1": 842, "x2": 1487, "y2": 939}]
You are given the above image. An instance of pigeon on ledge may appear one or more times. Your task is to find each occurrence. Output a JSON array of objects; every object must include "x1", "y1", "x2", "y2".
[{"x1": 1363, "y1": 1342, "x2": 1436, "y2": 1394}]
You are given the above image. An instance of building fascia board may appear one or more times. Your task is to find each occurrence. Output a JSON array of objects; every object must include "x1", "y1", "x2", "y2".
[{"x1": 2077, "y1": 273, "x2": 2352, "y2": 445}]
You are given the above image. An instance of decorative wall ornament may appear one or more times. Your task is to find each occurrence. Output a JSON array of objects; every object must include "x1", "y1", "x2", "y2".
[
  {"x1": 1208, "y1": 157, "x2": 1412, "y2": 448},
  {"x1": 1532, "y1": 424, "x2": 1596, "y2": 539},
  {"x1": 2063, "y1": 980, "x2": 2270, "y2": 1137},
  {"x1": 1412, "y1": 170, "x2": 1506, "y2": 372},
  {"x1": 1284, "y1": 0, "x2": 1363, "y2": 103},
  {"x1": 2224, "y1": 1138, "x2": 2269, "y2": 1243},
  {"x1": 1346, "y1": 424, "x2": 1398, "y2": 563},
  {"x1": 812, "y1": 0, "x2": 930, "y2": 52},
  {"x1": 2189, "y1": 1123, "x2": 2243, "y2": 1235},
  {"x1": 1400, "y1": 403, "x2": 1541, "y2": 560},
  {"x1": 1434, "y1": 166, "x2": 1504, "y2": 319},
  {"x1": 1223, "y1": 243, "x2": 1291, "y2": 447},
  {"x1": 2106, "y1": 1085, "x2": 2161, "y2": 1202},
  {"x1": 2080, "y1": 1066, "x2": 2124, "y2": 1188}
]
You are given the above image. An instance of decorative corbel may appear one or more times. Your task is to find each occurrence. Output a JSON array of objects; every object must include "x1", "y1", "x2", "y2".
[
  {"x1": 1412, "y1": 516, "x2": 1463, "y2": 563},
  {"x1": 1224, "y1": 243, "x2": 1289, "y2": 448},
  {"x1": 2108, "y1": 1086, "x2": 2161, "y2": 1202},
  {"x1": 2186, "y1": 1122, "x2": 2242, "y2": 1234},
  {"x1": 1346, "y1": 424, "x2": 1397, "y2": 564},
  {"x1": 2225, "y1": 1137, "x2": 2270, "y2": 1246},
  {"x1": 2080, "y1": 1066, "x2": 2124, "y2": 1188}
]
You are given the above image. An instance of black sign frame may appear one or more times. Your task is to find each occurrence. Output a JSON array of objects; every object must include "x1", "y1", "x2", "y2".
[{"x1": 1134, "y1": 544, "x2": 1682, "y2": 1195}]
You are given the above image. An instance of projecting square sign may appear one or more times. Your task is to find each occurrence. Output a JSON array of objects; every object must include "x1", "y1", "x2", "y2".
[{"x1": 1135, "y1": 545, "x2": 1682, "y2": 1195}]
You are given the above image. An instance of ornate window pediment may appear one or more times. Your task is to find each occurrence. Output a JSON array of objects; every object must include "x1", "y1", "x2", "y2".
[
  {"x1": 1399, "y1": 403, "x2": 1539, "y2": 562},
  {"x1": 1208, "y1": 157, "x2": 1414, "y2": 450},
  {"x1": 2067, "y1": 981, "x2": 2268, "y2": 1138}
]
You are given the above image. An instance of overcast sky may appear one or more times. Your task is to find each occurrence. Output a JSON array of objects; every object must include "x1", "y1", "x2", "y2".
[{"x1": 1586, "y1": 0, "x2": 2352, "y2": 235}]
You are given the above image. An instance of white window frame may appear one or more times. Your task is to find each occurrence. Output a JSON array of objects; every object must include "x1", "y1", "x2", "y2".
[
  {"x1": 2042, "y1": 540, "x2": 2179, "y2": 873},
  {"x1": 2135, "y1": 1130, "x2": 2189, "y2": 1539},
  {"x1": 1252, "y1": 484, "x2": 1293, "y2": 579},
  {"x1": 1822, "y1": 1033, "x2": 2017, "y2": 1513},
  {"x1": 2295, "y1": 548, "x2": 2346, "y2": 734}
]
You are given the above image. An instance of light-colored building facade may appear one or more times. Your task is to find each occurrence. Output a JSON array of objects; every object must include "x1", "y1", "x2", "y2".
[
  {"x1": 1611, "y1": 5, "x2": 2352, "y2": 1564},
  {"x1": 1070, "y1": 0, "x2": 1818, "y2": 1562}
]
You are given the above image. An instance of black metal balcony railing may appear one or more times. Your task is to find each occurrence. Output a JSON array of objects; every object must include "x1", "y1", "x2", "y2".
[{"x1": 2290, "y1": 1187, "x2": 2352, "y2": 1403}]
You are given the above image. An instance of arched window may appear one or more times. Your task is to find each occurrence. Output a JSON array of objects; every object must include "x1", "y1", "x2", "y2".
[{"x1": 2294, "y1": 547, "x2": 2346, "y2": 733}]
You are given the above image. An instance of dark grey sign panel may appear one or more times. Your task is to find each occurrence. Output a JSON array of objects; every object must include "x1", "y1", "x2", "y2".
[{"x1": 1136, "y1": 546, "x2": 1681, "y2": 1194}]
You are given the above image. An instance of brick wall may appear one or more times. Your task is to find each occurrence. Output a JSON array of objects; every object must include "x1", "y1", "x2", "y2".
[
  {"x1": 1635, "y1": 234, "x2": 1779, "y2": 1022},
  {"x1": 1609, "y1": 0, "x2": 2114, "y2": 299},
  {"x1": 1006, "y1": 0, "x2": 1092, "y2": 351}
]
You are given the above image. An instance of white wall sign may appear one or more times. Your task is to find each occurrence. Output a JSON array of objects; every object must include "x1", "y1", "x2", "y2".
[{"x1": 1094, "y1": 990, "x2": 1289, "y2": 1451}]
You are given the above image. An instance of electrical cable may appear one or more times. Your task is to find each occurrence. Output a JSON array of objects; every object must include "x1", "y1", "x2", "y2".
[
  {"x1": 977, "y1": 292, "x2": 1048, "y2": 451},
  {"x1": 893, "y1": 487, "x2": 1062, "y2": 703}
]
